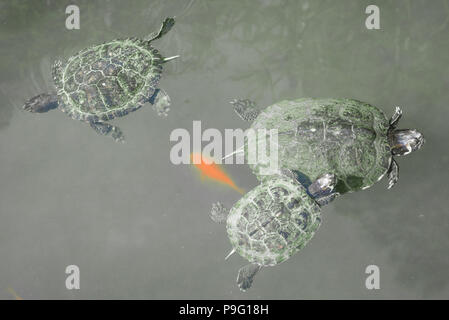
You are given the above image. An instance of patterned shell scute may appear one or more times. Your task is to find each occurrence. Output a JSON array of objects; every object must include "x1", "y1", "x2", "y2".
[
  {"x1": 55, "y1": 38, "x2": 163, "y2": 122},
  {"x1": 226, "y1": 176, "x2": 321, "y2": 266},
  {"x1": 249, "y1": 98, "x2": 392, "y2": 193}
]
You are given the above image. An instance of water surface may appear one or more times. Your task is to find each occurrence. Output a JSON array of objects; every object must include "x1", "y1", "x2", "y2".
[{"x1": 0, "y1": 0, "x2": 447, "y2": 299}]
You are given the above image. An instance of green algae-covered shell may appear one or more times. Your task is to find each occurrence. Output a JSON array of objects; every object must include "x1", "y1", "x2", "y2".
[
  {"x1": 54, "y1": 38, "x2": 163, "y2": 122},
  {"x1": 226, "y1": 176, "x2": 321, "y2": 266},
  {"x1": 249, "y1": 98, "x2": 392, "y2": 194}
]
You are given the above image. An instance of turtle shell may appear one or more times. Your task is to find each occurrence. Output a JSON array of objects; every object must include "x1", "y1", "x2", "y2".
[
  {"x1": 53, "y1": 38, "x2": 163, "y2": 122},
  {"x1": 249, "y1": 98, "x2": 392, "y2": 194},
  {"x1": 226, "y1": 175, "x2": 321, "y2": 266}
]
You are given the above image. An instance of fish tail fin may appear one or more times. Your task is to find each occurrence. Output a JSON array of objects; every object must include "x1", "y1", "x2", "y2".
[{"x1": 232, "y1": 185, "x2": 245, "y2": 195}]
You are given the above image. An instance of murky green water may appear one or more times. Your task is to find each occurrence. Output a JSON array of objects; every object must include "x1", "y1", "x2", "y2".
[{"x1": 0, "y1": 0, "x2": 447, "y2": 299}]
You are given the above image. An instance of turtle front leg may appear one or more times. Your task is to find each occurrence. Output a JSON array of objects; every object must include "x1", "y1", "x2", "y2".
[
  {"x1": 89, "y1": 121, "x2": 125, "y2": 143},
  {"x1": 149, "y1": 88, "x2": 171, "y2": 117},
  {"x1": 389, "y1": 106, "x2": 402, "y2": 129},
  {"x1": 387, "y1": 158, "x2": 399, "y2": 189},
  {"x1": 210, "y1": 202, "x2": 229, "y2": 224},
  {"x1": 307, "y1": 173, "x2": 339, "y2": 206},
  {"x1": 237, "y1": 263, "x2": 262, "y2": 292},
  {"x1": 23, "y1": 93, "x2": 58, "y2": 113}
]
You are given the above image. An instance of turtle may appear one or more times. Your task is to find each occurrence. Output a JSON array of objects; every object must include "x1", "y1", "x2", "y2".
[
  {"x1": 22, "y1": 17, "x2": 179, "y2": 142},
  {"x1": 227, "y1": 98, "x2": 424, "y2": 193},
  {"x1": 210, "y1": 169, "x2": 338, "y2": 291}
]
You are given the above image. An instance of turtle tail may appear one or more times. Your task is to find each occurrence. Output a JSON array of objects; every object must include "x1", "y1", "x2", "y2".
[{"x1": 162, "y1": 55, "x2": 180, "y2": 63}]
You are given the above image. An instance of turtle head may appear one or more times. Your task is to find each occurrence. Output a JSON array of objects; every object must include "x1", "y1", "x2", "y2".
[
  {"x1": 23, "y1": 93, "x2": 58, "y2": 113},
  {"x1": 389, "y1": 129, "x2": 424, "y2": 156}
]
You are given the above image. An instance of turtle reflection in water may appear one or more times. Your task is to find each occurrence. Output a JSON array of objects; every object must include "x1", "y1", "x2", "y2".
[
  {"x1": 211, "y1": 98, "x2": 424, "y2": 291},
  {"x1": 23, "y1": 17, "x2": 179, "y2": 142}
]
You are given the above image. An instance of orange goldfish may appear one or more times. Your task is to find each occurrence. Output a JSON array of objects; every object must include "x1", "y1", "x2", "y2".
[{"x1": 190, "y1": 152, "x2": 245, "y2": 195}]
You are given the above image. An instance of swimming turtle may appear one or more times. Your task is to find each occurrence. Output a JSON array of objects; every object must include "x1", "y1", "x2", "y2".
[
  {"x1": 23, "y1": 17, "x2": 179, "y2": 142},
  {"x1": 229, "y1": 98, "x2": 424, "y2": 193},
  {"x1": 210, "y1": 170, "x2": 337, "y2": 291}
]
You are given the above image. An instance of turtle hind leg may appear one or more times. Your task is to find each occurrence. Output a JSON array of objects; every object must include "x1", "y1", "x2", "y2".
[
  {"x1": 237, "y1": 264, "x2": 262, "y2": 292},
  {"x1": 149, "y1": 88, "x2": 171, "y2": 117},
  {"x1": 146, "y1": 17, "x2": 175, "y2": 42},
  {"x1": 23, "y1": 93, "x2": 58, "y2": 113},
  {"x1": 230, "y1": 99, "x2": 260, "y2": 122},
  {"x1": 210, "y1": 202, "x2": 228, "y2": 224},
  {"x1": 89, "y1": 121, "x2": 125, "y2": 143}
]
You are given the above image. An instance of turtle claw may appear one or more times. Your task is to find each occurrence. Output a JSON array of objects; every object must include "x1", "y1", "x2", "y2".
[
  {"x1": 237, "y1": 264, "x2": 262, "y2": 292},
  {"x1": 315, "y1": 192, "x2": 339, "y2": 206},
  {"x1": 387, "y1": 158, "x2": 399, "y2": 189},
  {"x1": 111, "y1": 126, "x2": 125, "y2": 143},
  {"x1": 230, "y1": 99, "x2": 260, "y2": 122},
  {"x1": 389, "y1": 106, "x2": 403, "y2": 129},
  {"x1": 90, "y1": 121, "x2": 125, "y2": 143},
  {"x1": 150, "y1": 88, "x2": 171, "y2": 117},
  {"x1": 210, "y1": 202, "x2": 228, "y2": 224}
]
